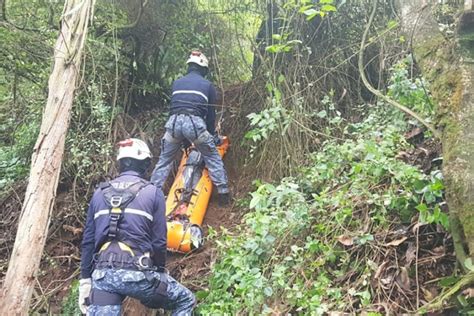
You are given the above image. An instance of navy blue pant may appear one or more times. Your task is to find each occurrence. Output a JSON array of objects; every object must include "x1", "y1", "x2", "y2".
[
  {"x1": 87, "y1": 268, "x2": 195, "y2": 315},
  {"x1": 151, "y1": 114, "x2": 229, "y2": 194}
]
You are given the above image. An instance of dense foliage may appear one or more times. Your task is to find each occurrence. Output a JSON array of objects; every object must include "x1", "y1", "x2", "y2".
[
  {"x1": 0, "y1": 0, "x2": 256, "y2": 194},
  {"x1": 1, "y1": 0, "x2": 468, "y2": 314},
  {"x1": 242, "y1": 0, "x2": 401, "y2": 179},
  {"x1": 198, "y1": 62, "x2": 452, "y2": 314}
]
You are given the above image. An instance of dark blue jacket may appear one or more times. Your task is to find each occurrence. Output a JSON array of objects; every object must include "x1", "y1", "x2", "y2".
[
  {"x1": 80, "y1": 171, "x2": 167, "y2": 278},
  {"x1": 170, "y1": 70, "x2": 217, "y2": 135}
]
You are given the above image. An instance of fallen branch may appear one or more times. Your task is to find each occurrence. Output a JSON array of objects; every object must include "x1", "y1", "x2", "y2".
[{"x1": 418, "y1": 272, "x2": 474, "y2": 313}]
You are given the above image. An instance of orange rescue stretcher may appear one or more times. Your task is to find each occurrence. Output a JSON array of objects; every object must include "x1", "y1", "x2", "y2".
[{"x1": 166, "y1": 136, "x2": 229, "y2": 253}]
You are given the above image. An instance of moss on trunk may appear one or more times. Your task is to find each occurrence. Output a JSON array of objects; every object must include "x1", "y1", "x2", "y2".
[{"x1": 413, "y1": 10, "x2": 474, "y2": 260}]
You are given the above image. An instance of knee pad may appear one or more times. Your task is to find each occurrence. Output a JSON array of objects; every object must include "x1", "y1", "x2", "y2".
[
  {"x1": 140, "y1": 272, "x2": 169, "y2": 309},
  {"x1": 90, "y1": 288, "x2": 124, "y2": 306}
]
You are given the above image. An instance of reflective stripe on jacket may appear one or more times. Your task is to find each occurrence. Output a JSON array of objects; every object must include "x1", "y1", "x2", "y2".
[
  {"x1": 170, "y1": 71, "x2": 217, "y2": 135},
  {"x1": 80, "y1": 171, "x2": 167, "y2": 278}
]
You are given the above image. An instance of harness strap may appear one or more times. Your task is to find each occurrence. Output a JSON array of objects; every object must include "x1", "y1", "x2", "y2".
[
  {"x1": 144, "y1": 271, "x2": 168, "y2": 296},
  {"x1": 189, "y1": 116, "x2": 199, "y2": 139},
  {"x1": 108, "y1": 211, "x2": 121, "y2": 239},
  {"x1": 156, "y1": 272, "x2": 168, "y2": 296},
  {"x1": 170, "y1": 113, "x2": 200, "y2": 139},
  {"x1": 171, "y1": 114, "x2": 178, "y2": 138},
  {"x1": 100, "y1": 179, "x2": 151, "y2": 241}
]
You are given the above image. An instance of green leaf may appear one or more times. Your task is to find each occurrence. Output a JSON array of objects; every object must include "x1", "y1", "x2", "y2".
[
  {"x1": 416, "y1": 203, "x2": 428, "y2": 212},
  {"x1": 303, "y1": 8, "x2": 318, "y2": 16},
  {"x1": 272, "y1": 34, "x2": 282, "y2": 41},
  {"x1": 249, "y1": 194, "x2": 261, "y2": 209},
  {"x1": 307, "y1": 11, "x2": 323, "y2": 20},
  {"x1": 317, "y1": 110, "x2": 327, "y2": 118},
  {"x1": 265, "y1": 45, "x2": 279, "y2": 53},
  {"x1": 321, "y1": 4, "x2": 337, "y2": 12},
  {"x1": 298, "y1": 4, "x2": 314, "y2": 13},
  {"x1": 264, "y1": 287, "x2": 273, "y2": 297},
  {"x1": 464, "y1": 258, "x2": 474, "y2": 272},
  {"x1": 457, "y1": 293, "x2": 469, "y2": 307},
  {"x1": 195, "y1": 290, "x2": 209, "y2": 300},
  {"x1": 387, "y1": 20, "x2": 398, "y2": 29},
  {"x1": 438, "y1": 275, "x2": 460, "y2": 287}
]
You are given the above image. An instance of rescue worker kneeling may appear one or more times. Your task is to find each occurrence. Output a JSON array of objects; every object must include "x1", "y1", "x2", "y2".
[{"x1": 79, "y1": 138, "x2": 195, "y2": 315}]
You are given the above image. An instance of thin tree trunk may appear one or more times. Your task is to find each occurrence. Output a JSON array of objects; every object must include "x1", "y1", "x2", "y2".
[{"x1": 0, "y1": 0, "x2": 95, "y2": 314}]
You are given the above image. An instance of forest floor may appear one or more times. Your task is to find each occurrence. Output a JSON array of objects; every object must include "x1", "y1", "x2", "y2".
[{"x1": 0, "y1": 85, "x2": 458, "y2": 314}]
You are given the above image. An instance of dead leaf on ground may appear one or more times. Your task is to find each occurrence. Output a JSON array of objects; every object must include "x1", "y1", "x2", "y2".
[
  {"x1": 396, "y1": 151, "x2": 411, "y2": 160},
  {"x1": 374, "y1": 261, "x2": 389, "y2": 280},
  {"x1": 337, "y1": 235, "x2": 354, "y2": 246},
  {"x1": 421, "y1": 286, "x2": 437, "y2": 301},
  {"x1": 405, "y1": 127, "x2": 423, "y2": 140},
  {"x1": 412, "y1": 222, "x2": 426, "y2": 233},
  {"x1": 463, "y1": 288, "x2": 474, "y2": 298},
  {"x1": 405, "y1": 242, "x2": 417, "y2": 265},
  {"x1": 385, "y1": 236, "x2": 407, "y2": 247},
  {"x1": 396, "y1": 267, "x2": 411, "y2": 291},
  {"x1": 62, "y1": 225, "x2": 83, "y2": 235},
  {"x1": 381, "y1": 276, "x2": 393, "y2": 285}
]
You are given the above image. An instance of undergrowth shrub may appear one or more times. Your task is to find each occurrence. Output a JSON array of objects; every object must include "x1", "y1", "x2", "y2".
[
  {"x1": 61, "y1": 280, "x2": 81, "y2": 316},
  {"x1": 198, "y1": 103, "x2": 446, "y2": 315},
  {"x1": 198, "y1": 59, "x2": 447, "y2": 314}
]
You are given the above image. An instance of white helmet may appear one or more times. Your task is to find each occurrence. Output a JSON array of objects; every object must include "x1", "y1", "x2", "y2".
[
  {"x1": 116, "y1": 138, "x2": 151, "y2": 161},
  {"x1": 186, "y1": 50, "x2": 209, "y2": 68}
]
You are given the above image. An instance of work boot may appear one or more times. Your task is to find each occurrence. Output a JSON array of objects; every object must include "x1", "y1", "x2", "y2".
[{"x1": 218, "y1": 192, "x2": 231, "y2": 207}]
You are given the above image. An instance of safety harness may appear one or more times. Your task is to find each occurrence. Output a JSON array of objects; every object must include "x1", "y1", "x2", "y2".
[
  {"x1": 94, "y1": 179, "x2": 153, "y2": 270},
  {"x1": 90, "y1": 179, "x2": 169, "y2": 307},
  {"x1": 100, "y1": 179, "x2": 150, "y2": 240},
  {"x1": 170, "y1": 110, "x2": 200, "y2": 139}
]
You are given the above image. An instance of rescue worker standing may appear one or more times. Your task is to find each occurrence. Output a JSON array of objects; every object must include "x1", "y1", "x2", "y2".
[
  {"x1": 150, "y1": 51, "x2": 230, "y2": 205},
  {"x1": 79, "y1": 138, "x2": 195, "y2": 315}
]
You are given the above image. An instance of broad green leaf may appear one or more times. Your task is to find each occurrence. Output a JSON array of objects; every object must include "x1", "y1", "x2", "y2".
[
  {"x1": 464, "y1": 258, "x2": 474, "y2": 272},
  {"x1": 321, "y1": 4, "x2": 337, "y2": 12},
  {"x1": 438, "y1": 275, "x2": 460, "y2": 287},
  {"x1": 303, "y1": 8, "x2": 318, "y2": 16},
  {"x1": 317, "y1": 110, "x2": 327, "y2": 118},
  {"x1": 272, "y1": 34, "x2": 282, "y2": 41}
]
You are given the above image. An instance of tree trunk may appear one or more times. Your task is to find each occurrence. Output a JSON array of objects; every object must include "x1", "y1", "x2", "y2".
[
  {"x1": 0, "y1": 0, "x2": 95, "y2": 314},
  {"x1": 397, "y1": 0, "x2": 474, "y2": 263}
]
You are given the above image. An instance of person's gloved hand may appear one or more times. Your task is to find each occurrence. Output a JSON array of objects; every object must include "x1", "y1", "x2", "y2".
[
  {"x1": 78, "y1": 278, "x2": 92, "y2": 314},
  {"x1": 213, "y1": 134, "x2": 223, "y2": 146}
]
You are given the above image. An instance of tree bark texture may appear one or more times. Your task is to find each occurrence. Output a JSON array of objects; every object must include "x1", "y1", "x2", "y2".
[
  {"x1": 0, "y1": 0, "x2": 95, "y2": 314},
  {"x1": 397, "y1": 1, "x2": 474, "y2": 261}
]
